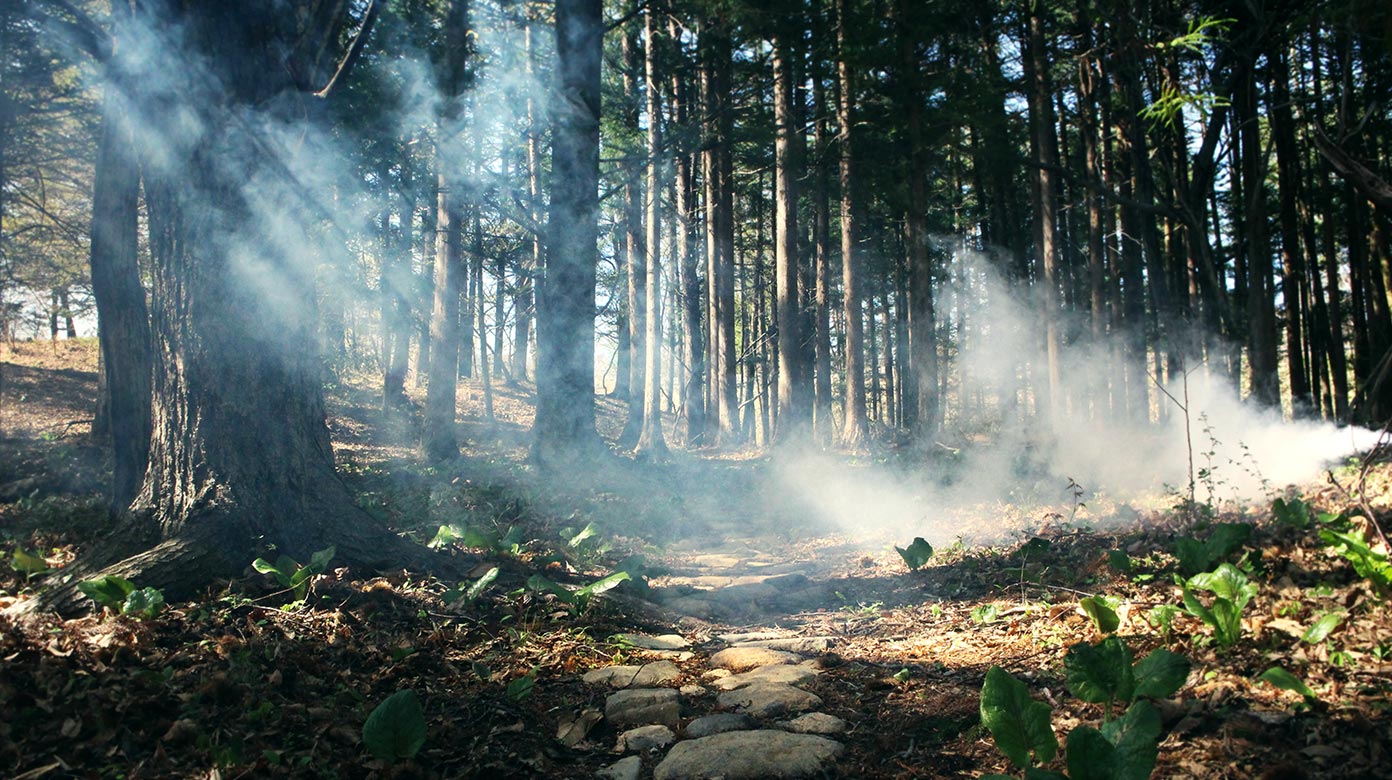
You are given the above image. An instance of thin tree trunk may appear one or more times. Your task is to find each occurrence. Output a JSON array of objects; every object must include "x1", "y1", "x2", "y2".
[
  {"x1": 636, "y1": 2, "x2": 667, "y2": 457},
  {"x1": 772, "y1": 20, "x2": 804, "y2": 442},
  {"x1": 836, "y1": 0, "x2": 867, "y2": 449}
]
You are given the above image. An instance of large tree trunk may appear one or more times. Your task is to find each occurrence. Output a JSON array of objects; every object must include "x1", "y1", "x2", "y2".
[
  {"x1": 835, "y1": 0, "x2": 868, "y2": 450},
  {"x1": 18, "y1": 1, "x2": 429, "y2": 617},
  {"x1": 532, "y1": 0, "x2": 604, "y2": 464},
  {"x1": 619, "y1": 26, "x2": 647, "y2": 449},
  {"x1": 701, "y1": 19, "x2": 739, "y2": 444},
  {"x1": 422, "y1": 0, "x2": 470, "y2": 462},
  {"x1": 671, "y1": 32, "x2": 705, "y2": 445},
  {"x1": 635, "y1": 2, "x2": 667, "y2": 458},
  {"x1": 771, "y1": 21, "x2": 805, "y2": 443},
  {"x1": 1024, "y1": 4, "x2": 1062, "y2": 421},
  {"x1": 89, "y1": 18, "x2": 152, "y2": 510}
]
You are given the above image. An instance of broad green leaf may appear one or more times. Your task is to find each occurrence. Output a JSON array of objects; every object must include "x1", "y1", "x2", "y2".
[
  {"x1": 78, "y1": 574, "x2": 136, "y2": 609},
  {"x1": 980, "y1": 665, "x2": 1057, "y2": 769},
  {"x1": 11, "y1": 548, "x2": 49, "y2": 576},
  {"x1": 1209, "y1": 598, "x2": 1244, "y2": 646},
  {"x1": 1302, "y1": 612, "x2": 1345, "y2": 644},
  {"x1": 307, "y1": 546, "x2": 335, "y2": 573},
  {"x1": 1106, "y1": 550, "x2": 1133, "y2": 573},
  {"x1": 428, "y1": 524, "x2": 462, "y2": 549},
  {"x1": 1258, "y1": 667, "x2": 1316, "y2": 700},
  {"x1": 1320, "y1": 529, "x2": 1392, "y2": 588},
  {"x1": 1079, "y1": 596, "x2": 1121, "y2": 634},
  {"x1": 1065, "y1": 725, "x2": 1116, "y2": 780},
  {"x1": 362, "y1": 689, "x2": 427, "y2": 762},
  {"x1": 459, "y1": 525, "x2": 500, "y2": 551},
  {"x1": 121, "y1": 587, "x2": 165, "y2": 619},
  {"x1": 1064, "y1": 637, "x2": 1135, "y2": 704},
  {"x1": 1271, "y1": 498, "x2": 1311, "y2": 529},
  {"x1": 500, "y1": 525, "x2": 526, "y2": 551},
  {"x1": 526, "y1": 574, "x2": 574, "y2": 604},
  {"x1": 466, "y1": 567, "x2": 500, "y2": 601},
  {"x1": 1020, "y1": 537, "x2": 1052, "y2": 557},
  {"x1": 1100, "y1": 700, "x2": 1162, "y2": 780},
  {"x1": 1186, "y1": 564, "x2": 1255, "y2": 609},
  {"x1": 251, "y1": 557, "x2": 292, "y2": 586},
  {"x1": 1132, "y1": 648, "x2": 1190, "y2": 699},
  {"x1": 506, "y1": 674, "x2": 535, "y2": 702},
  {"x1": 895, "y1": 537, "x2": 934, "y2": 571},
  {"x1": 573, "y1": 571, "x2": 631, "y2": 604},
  {"x1": 567, "y1": 522, "x2": 599, "y2": 548}
]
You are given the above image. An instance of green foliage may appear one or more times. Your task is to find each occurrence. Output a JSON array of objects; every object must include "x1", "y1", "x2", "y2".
[
  {"x1": 1319, "y1": 527, "x2": 1392, "y2": 590},
  {"x1": 1078, "y1": 596, "x2": 1120, "y2": 634},
  {"x1": 1065, "y1": 637, "x2": 1189, "y2": 710},
  {"x1": 430, "y1": 524, "x2": 526, "y2": 556},
  {"x1": 1105, "y1": 550, "x2": 1132, "y2": 574},
  {"x1": 525, "y1": 571, "x2": 631, "y2": 612},
  {"x1": 896, "y1": 537, "x2": 935, "y2": 570},
  {"x1": 1173, "y1": 523, "x2": 1251, "y2": 576},
  {"x1": 1180, "y1": 564, "x2": 1256, "y2": 647},
  {"x1": 1257, "y1": 667, "x2": 1316, "y2": 701},
  {"x1": 77, "y1": 575, "x2": 165, "y2": 619},
  {"x1": 1145, "y1": 604, "x2": 1180, "y2": 637},
  {"x1": 506, "y1": 672, "x2": 536, "y2": 702},
  {"x1": 1066, "y1": 701, "x2": 1162, "y2": 780},
  {"x1": 362, "y1": 689, "x2": 427, "y2": 763},
  {"x1": 980, "y1": 666, "x2": 1058, "y2": 769},
  {"x1": 972, "y1": 603, "x2": 1002, "y2": 624},
  {"x1": 1271, "y1": 497, "x2": 1312, "y2": 529},
  {"x1": 441, "y1": 566, "x2": 500, "y2": 609},
  {"x1": 1131, "y1": 648, "x2": 1191, "y2": 700},
  {"x1": 252, "y1": 546, "x2": 335, "y2": 601},
  {"x1": 1301, "y1": 611, "x2": 1345, "y2": 644},
  {"x1": 10, "y1": 548, "x2": 50, "y2": 580}
]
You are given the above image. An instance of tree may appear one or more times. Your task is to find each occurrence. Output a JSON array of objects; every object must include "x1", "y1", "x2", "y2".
[
  {"x1": 835, "y1": 0, "x2": 868, "y2": 450},
  {"x1": 634, "y1": 0, "x2": 668, "y2": 458},
  {"x1": 532, "y1": 0, "x2": 605, "y2": 464}
]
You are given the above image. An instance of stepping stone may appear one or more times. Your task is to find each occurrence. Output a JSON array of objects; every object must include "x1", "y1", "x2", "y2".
[
  {"x1": 615, "y1": 633, "x2": 691, "y2": 650},
  {"x1": 653, "y1": 730, "x2": 843, "y2": 780},
  {"x1": 584, "y1": 661, "x2": 682, "y2": 689},
  {"x1": 781, "y1": 712, "x2": 848, "y2": 735},
  {"x1": 709, "y1": 647, "x2": 801, "y2": 672},
  {"x1": 599, "y1": 756, "x2": 642, "y2": 780},
  {"x1": 714, "y1": 663, "x2": 819, "y2": 691},
  {"x1": 733, "y1": 637, "x2": 834, "y2": 654},
  {"x1": 617, "y1": 724, "x2": 675, "y2": 752},
  {"x1": 718, "y1": 631, "x2": 787, "y2": 644},
  {"x1": 717, "y1": 682, "x2": 822, "y2": 718},
  {"x1": 605, "y1": 688, "x2": 680, "y2": 729},
  {"x1": 679, "y1": 684, "x2": 709, "y2": 699},
  {"x1": 684, "y1": 713, "x2": 756, "y2": 739}
]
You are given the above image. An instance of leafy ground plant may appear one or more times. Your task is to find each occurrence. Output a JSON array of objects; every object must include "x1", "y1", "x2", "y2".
[
  {"x1": 362, "y1": 689, "x2": 426, "y2": 763},
  {"x1": 525, "y1": 571, "x2": 630, "y2": 613},
  {"x1": 896, "y1": 537, "x2": 934, "y2": 570},
  {"x1": 441, "y1": 566, "x2": 500, "y2": 610},
  {"x1": 77, "y1": 574, "x2": 165, "y2": 619},
  {"x1": 252, "y1": 545, "x2": 335, "y2": 601},
  {"x1": 1179, "y1": 563, "x2": 1256, "y2": 647},
  {"x1": 1173, "y1": 522, "x2": 1251, "y2": 576}
]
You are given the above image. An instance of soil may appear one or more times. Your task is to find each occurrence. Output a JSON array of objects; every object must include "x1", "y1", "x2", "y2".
[{"x1": 1, "y1": 339, "x2": 1390, "y2": 779}]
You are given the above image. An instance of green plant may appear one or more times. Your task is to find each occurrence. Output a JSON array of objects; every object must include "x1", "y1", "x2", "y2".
[
  {"x1": 1257, "y1": 667, "x2": 1316, "y2": 702},
  {"x1": 252, "y1": 545, "x2": 335, "y2": 601},
  {"x1": 441, "y1": 566, "x2": 500, "y2": 609},
  {"x1": 972, "y1": 603, "x2": 1002, "y2": 624},
  {"x1": 980, "y1": 666, "x2": 1058, "y2": 772},
  {"x1": 362, "y1": 689, "x2": 426, "y2": 763},
  {"x1": 525, "y1": 571, "x2": 630, "y2": 612},
  {"x1": 1319, "y1": 525, "x2": 1391, "y2": 590},
  {"x1": 506, "y1": 672, "x2": 536, "y2": 702},
  {"x1": 77, "y1": 574, "x2": 165, "y2": 619},
  {"x1": 1064, "y1": 636, "x2": 1190, "y2": 714},
  {"x1": 429, "y1": 524, "x2": 526, "y2": 556},
  {"x1": 1179, "y1": 563, "x2": 1256, "y2": 647},
  {"x1": 1106, "y1": 550, "x2": 1133, "y2": 574},
  {"x1": 1301, "y1": 611, "x2": 1346, "y2": 644},
  {"x1": 896, "y1": 537, "x2": 934, "y2": 571},
  {"x1": 1271, "y1": 497, "x2": 1312, "y2": 529},
  {"x1": 1146, "y1": 604, "x2": 1180, "y2": 638},
  {"x1": 1078, "y1": 595, "x2": 1120, "y2": 634},
  {"x1": 10, "y1": 548, "x2": 50, "y2": 581},
  {"x1": 1173, "y1": 523, "x2": 1251, "y2": 576}
]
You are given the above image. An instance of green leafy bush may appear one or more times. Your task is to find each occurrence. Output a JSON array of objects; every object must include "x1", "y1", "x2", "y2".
[
  {"x1": 896, "y1": 537, "x2": 934, "y2": 570},
  {"x1": 1319, "y1": 526, "x2": 1391, "y2": 590},
  {"x1": 78, "y1": 574, "x2": 165, "y2": 619},
  {"x1": 1173, "y1": 523, "x2": 1251, "y2": 576},
  {"x1": 430, "y1": 524, "x2": 526, "y2": 556},
  {"x1": 252, "y1": 545, "x2": 335, "y2": 601},
  {"x1": 362, "y1": 689, "x2": 426, "y2": 763},
  {"x1": 525, "y1": 571, "x2": 630, "y2": 612},
  {"x1": 1179, "y1": 563, "x2": 1256, "y2": 647},
  {"x1": 1078, "y1": 596, "x2": 1120, "y2": 634},
  {"x1": 980, "y1": 666, "x2": 1058, "y2": 770},
  {"x1": 1271, "y1": 497, "x2": 1312, "y2": 529}
]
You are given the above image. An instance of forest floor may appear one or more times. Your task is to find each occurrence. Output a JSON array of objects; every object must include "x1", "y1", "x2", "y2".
[{"x1": 2, "y1": 339, "x2": 1391, "y2": 779}]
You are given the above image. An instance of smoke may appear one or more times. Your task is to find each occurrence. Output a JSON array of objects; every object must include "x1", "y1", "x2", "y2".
[{"x1": 769, "y1": 242, "x2": 1378, "y2": 548}]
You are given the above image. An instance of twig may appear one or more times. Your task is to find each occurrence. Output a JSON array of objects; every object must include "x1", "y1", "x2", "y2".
[{"x1": 1327, "y1": 417, "x2": 1392, "y2": 551}]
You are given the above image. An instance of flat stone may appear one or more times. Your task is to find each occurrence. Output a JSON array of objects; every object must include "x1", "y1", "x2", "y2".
[
  {"x1": 683, "y1": 713, "x2": 756, "y2": 739},
  {"x1": 653, "y1": 730, "x2": 843, "y2": 780},
  {"x1": 617, "y1": 724, "x2": 675, "y2": 753},
  {"x1": 606, "y1": 688, "x2": 681, "y2": 729},
  {"x1": 584, "y1": 661, "x2": 682, "y2": 689},
  {"x1": 709, "y1": 647, "x2": 802, "y2": 672},
  {"x1": 679, "y1": 684, "x2": 708, "y2": 699},
  {"x1": 615, "y1": 633, "x2": 691, "y2": 650},
  {"x1": 599, "y1": 756, "x2": 642, "y2": 780},
  {"x1": 665, "y1": 596, "x2": 717, "y2": 619},
  {"x1": 719, "y1": 631, "x2": 788, "y2": 644},
  {"x1": 714, "y1": 663, "x2": 819, "y2": 691},
  {"x1": 781, "y1": 712, "x2": 848, "y2": 735},
  {"x1": 731, "y1": 636, "x2": 835, "y2": 654},
  {"x1": 717, "y1": 682, "x2": 822, "y2": 718},
  {"x1": 762, "y1": 573, "x2": 811, "y2": 591}
]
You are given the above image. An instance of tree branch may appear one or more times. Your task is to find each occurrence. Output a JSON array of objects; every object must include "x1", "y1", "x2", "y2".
[{"x1": 1313, "y1": 124, "x2": 1392, "y2": 215}]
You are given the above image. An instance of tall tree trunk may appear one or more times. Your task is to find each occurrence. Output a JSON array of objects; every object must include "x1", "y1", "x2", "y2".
[
  {"x1": 89, "y1": 28, "x2": 152, "y2": 510},
  {"x1": 811, "y1": 5, "x2": 835, "y2": 445},
  {"x1": 1269, "y1": 46, "x2": 1312, "y2": 411},
  {"x1": 1237, "y1": 55, "x2": 1280, "y2": 406},
  {"x1": 1024, "y1": 4, "x2": 1061, "y2": 420},
  {"x1": 512, "y1": 19, "x2": 540, "y2": 384},
  {"x1": 835, "y1": 0, "x2": 868, "y2": 450},
  {"x1": 423, "y1": 0, "x2": 470, "y2": 461},
  {"x1": 619, "y1": 26, "x2": 646, "y2": 448},
  {"x1": 701, "y1": 18, "x2": 738, "y2": 443},
  {"x1": 771, "y1": 21, "x2": 805, "y2": 443},
  {"x1": 671, "y1": 33, "x2": 705, "y2": 444},
  {"x1": 533, "y1": 0, "x2": 604, "y2": 463},
  {"x1": 635, "y1": 2, "x2": 667, "y2": 457}
]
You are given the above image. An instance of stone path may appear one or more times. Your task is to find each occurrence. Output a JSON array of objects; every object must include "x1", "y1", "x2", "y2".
[{"x1": 577, "y1": 536, "x2": 858, "y2": 779}]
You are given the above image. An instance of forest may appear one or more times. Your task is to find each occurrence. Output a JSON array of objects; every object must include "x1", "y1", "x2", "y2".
[{"x1": 2, "y1": 0, "x2": 1392, "y2": 777}]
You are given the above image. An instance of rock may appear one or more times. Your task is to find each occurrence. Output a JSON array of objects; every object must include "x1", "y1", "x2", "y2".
[
  {"x1": 617, "y1": 724, "x2": 676, "y2": 753},
  {"x1": 679, "y1": 684, "x2": 708, "y2": 699},
  {"x1": 555, "y1": 707, "x2": 604, "y2": 746},
  {"x1": 605, "y1": 688, "x2": 681, "y2": 729},
  {"x1": 683, "y1": 713, "x2": 756, "y2": 739},
  {"x1": 701, "y1": 668, "x2": 733, "y2": 681},
  {"x1": 653, "y1": 730, "x2": 843, "y2": 780},
  {"x1": 729, "y1": 637, "x2": 835, "y2": 654},
  {"x1": 718, "y1": 631, "x2": 787, "y2": 644},
  {"x1": 781, "y1": 712, "x2": 848, "y2": 735},
  {"x1": 599, "y1": 755, "x2": 642, "y2": 780},
  {"x1": 762, "y1": 573, "x2": 811, "y2": 591},
  {"x1": 709, "y1": 647, "x2": 801, "y2": 672},
  {"x1": 665, "y1": 596, "x2": 717, "y2": 619},
  {"x1": 585, "y1": 661, "x2": 682, "y2": 689},
  {"x1": 716, "y1": 683, "x2": 822, "y2": 718},
  {"x1": 615, "y1": 633, "x2": 691, "y2": 650},
  {"x1": 714, "y1": 663, "x2": 819, "y2": 691}
]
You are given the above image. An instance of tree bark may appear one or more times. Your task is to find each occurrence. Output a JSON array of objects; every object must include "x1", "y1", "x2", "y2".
[
  {"x1": 835, "y1": 0, "x2": 867, "y2": 450},
  {"x1": 635, "y1": 2, "x2": 667, "y2": 458},
  {"x1": 772, "y1": 20, "x2": 805, "y2": 443}
]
